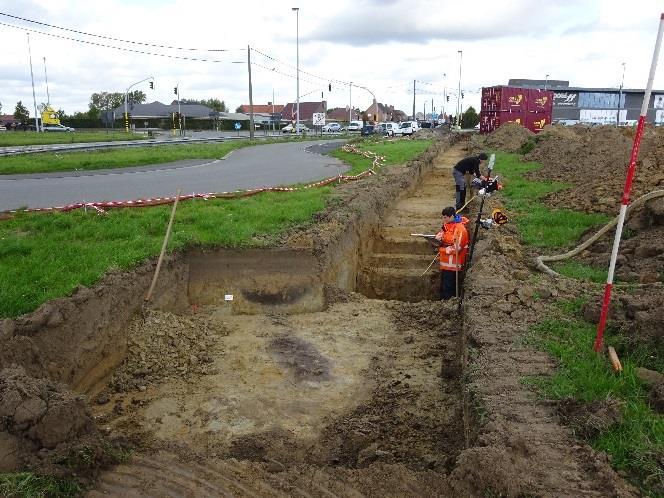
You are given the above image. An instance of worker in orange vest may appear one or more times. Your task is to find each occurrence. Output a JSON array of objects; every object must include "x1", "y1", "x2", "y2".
[{"x1": 431, "y1": 206, "x2": 470, "y2": 299}]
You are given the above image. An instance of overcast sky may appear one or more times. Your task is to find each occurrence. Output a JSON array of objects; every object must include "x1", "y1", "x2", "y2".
[{"x1": 1, "y1": 0, "x2": 663, "y2": 119}]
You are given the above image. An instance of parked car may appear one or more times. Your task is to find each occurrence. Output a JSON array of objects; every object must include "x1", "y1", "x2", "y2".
[
  {"x1": 394, "y1": 121, "x2": 418, "y2": 136},
  {"x1": 346, "y1": 120, "x2": 363, "y2": 132},
  {"x1": 0, "y1": 125, "x2": 6, "y2": 132},
  {"x1": 322, "y1": 122, "x2": 342, "y2": 132},
  {"x1": 378, "y1": 122, "x2": 398, "y2": 136},
  {"x1": 43, "y1": 124, "x2": 75, "y2": 132},
  {"x1": 360, "y1": 124, "x2": 378, "y2": 136},
  {"x1": 281, "y1": 123, "x2": 310, "y2": 133}
]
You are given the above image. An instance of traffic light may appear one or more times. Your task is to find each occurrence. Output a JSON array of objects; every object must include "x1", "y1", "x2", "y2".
[
  {"x1": 329, "y1": 83, "x2": 332, "y2": 92},
  {"x1": 446, "y1": 96, "x2": 449, "y2": 102},
  {"x1": 461, "y1": 92, "x2": 465, "y2": 98},
  {"x1": 174, "y1": 87, "x2": 178, "y2": 95},
  {"x1": 149, "y1": 81, "x2": 154, "y2": 90}
]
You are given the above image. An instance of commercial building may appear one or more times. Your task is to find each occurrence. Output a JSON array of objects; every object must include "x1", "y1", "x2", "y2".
[{"x1": 508, "y1": 79, "x2": 664, "y2": 126}]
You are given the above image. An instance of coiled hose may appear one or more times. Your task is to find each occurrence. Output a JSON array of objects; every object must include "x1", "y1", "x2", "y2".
[{"x1": 535, "y1": 190, "x2": 664, "y2": 277}]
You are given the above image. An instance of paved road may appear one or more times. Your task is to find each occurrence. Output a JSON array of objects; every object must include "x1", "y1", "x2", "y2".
[
  {"x1": 0, "y1": 140, "x2": 348, "y2": 211},
  {"x1": 0, "y1": 130, "x2": 348, "y2": 157}
]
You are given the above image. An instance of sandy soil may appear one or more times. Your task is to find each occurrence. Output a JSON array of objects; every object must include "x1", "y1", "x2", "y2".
[{"x1": 2, "y1": 130, "x2": 661, "y2": 496}]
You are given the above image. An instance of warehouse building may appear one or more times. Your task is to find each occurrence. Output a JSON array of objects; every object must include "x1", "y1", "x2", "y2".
[{"x1": 508, "y1": 79, "x2": 664, "y2": 126}]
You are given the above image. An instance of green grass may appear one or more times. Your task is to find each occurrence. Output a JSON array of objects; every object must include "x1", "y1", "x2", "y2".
[
  {"x1": 550, "y1": 260, "x2": 608, "y2": 283},
  {"x1": 0, "y1": 131, "x2": 145, "y2": 147},
  {"x1": 0, "y1": 138, "x2": 430, "y2": 318},
  {"x1": 0, "y1": 473, "x2": 81, "y2": 498},
  {"x1": 0, "y1": 188, "x2": 328, "y2": 318},
  {"x1": 330, "y1": 139, "x2": 432, "y2": 175},
  {"x1": 523, "y1": 302, "x2": 663, "y2": 497},
  {"x1": 0, "y1": 141, "x2": 254, "y2": 175},
  {"x1": 495, "y1": 152, "x2": 611, "y2": 249}
]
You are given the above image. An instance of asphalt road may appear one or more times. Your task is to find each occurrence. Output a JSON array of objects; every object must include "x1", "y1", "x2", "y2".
[{"x1": 0, "y1": 140, "x2": 348, "y2": 211}]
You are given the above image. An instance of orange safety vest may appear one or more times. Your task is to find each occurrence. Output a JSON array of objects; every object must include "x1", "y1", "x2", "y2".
[{"x1": 437, "y1": 217, "x2": 470, "y2": 272}]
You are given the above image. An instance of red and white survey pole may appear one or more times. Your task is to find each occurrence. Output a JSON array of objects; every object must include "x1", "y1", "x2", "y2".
[{"x1": 594, "y1": 13, "x2": 664, "y2": 352}]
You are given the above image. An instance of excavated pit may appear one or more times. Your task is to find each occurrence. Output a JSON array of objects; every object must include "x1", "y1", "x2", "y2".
[
  {"x1": 2, "y1": 139, "x2": 477, "y2": 496},
  {"x1": 85, "y1": 142, "x2": 469, "y2": 496}
]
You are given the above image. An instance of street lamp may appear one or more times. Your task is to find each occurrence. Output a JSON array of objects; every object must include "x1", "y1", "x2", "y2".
[
  {"x1": 124, "y1": 76, "x2": 153, "y2": 133},
  {"x1": 292, "y1": 7, "x2": 300, "y2": 135},
  {"x1": 544, "y1": 74, "x2": 550, "y2": 91},
  {"x1": 442, "y1": 73, "x2": 447, "y2": 120},
  {"x1": 457, "y1": 50, "x2": 463, "y2": 128},
  {"x1": 617, "y1": 62, "x2": 626, "y2": 126}
]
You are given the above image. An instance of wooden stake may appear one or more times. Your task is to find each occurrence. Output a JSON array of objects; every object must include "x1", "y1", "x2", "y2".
[
  {"x1": 608, "y1": 346, "x2": 623, "y2": 372},
  {"x1": 145, "y1": 188, "x2": 181, "y2": 303}
]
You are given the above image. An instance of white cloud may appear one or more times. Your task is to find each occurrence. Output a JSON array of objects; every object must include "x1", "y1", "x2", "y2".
[{"x1": 0, "y1": 0, "x2": 662, "y2": 118}]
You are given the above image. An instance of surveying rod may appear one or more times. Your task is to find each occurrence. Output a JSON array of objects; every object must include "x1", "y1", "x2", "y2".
[{"x1": 594, "y1": 13, "x2": 664, "y2": 352}]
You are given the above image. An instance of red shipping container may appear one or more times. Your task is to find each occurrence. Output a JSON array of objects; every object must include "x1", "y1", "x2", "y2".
[
  {"x1": 481, "y1": 86, "x2": 528, "y2": 112},
  {"x1": 527, "y1": 89, "x2": 553, "y2": 113},
  {"x1": 525, "y1": 112, "x2": 550, "y2": 133},
  {"x1": 479, "y1": 111, "x2": 526, "y2": 134}
]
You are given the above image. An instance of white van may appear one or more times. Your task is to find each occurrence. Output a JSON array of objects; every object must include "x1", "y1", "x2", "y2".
[
  {"x1": 379, "y1": 122, "x2": 398, "y2": 136},
  {"x1": 395, "y1": 121, "x2": 418, "y2": 136},
  {"x1": 346, "y1": 120, "x2": 363, "y2": 132}
]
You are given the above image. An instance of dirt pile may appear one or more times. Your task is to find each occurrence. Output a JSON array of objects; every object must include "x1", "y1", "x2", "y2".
[
  {"x1": 526, "y1": 125, "x2": 664, "y2": 214},
  {"x1": 0, "y1": 366, "x2": 105, "y2": 475},
  {"x1": 469, "y1": 122, "x2": 534, "y2": 153},
  {"x1": 108, "y1": 310, "x2": 228, "y2": 393}
]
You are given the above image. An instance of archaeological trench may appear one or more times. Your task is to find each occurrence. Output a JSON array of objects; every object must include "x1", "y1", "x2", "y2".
[{"x1": 0, "y1": 134, "x2": 640, "y2": 497}]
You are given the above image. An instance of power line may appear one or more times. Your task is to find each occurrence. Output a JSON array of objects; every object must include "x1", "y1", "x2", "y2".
[
  {"x1": 0, "y1": 11, "x2": 244, "y2": 52},
  {"x1": 0, "y1": 21, "x2": 245, "y2": 64}
]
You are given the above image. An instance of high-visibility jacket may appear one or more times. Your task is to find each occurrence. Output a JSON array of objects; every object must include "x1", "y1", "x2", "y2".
[{"x1": 436, "y1": 217, "x2": 470, "y2": 272}]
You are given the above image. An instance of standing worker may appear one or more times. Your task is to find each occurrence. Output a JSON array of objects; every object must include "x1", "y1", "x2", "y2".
[
  {"x1": 453, "y1": 152, "x2": 488, "y2": 210},
  {"x1": 429, "y1": 206, "x2": 470, "y2": 300}
]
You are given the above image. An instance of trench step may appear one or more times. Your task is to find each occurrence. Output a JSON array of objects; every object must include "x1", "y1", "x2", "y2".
[
  {"x1": 372, "y1": 234, "x2": 435, "y2": 255},
  {"x1": 357, "y1": 266, "x2": 439, "y2": 301},
  {"x1": 369, "y1": 252, "x2": 437, "y2": 270}
]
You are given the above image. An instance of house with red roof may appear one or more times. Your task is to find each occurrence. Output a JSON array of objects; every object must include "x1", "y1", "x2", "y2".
[{"x1": 281, "y1": 101, "x2": 327, "y2": 124}]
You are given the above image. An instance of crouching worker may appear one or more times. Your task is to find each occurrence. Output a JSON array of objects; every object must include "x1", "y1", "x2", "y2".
[
  {"x1": 429, "y1": 206, "x2": 470, "y2": 300},
  {"x1": 453, "y1": 152, "x2": 488, "y2": 210}
]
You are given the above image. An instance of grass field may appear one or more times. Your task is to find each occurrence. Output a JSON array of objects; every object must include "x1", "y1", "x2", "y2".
[
  {"x1": 0, "y1": 138, "x2": 432, "y2": 318},
  {"x1": 0, "y1": 136, "x2": 325, "y2": 175},
  {"x1": 0, "y1": 131, "x2": 146, "y2": 147},
  {"x1": 496, "y1": 152, "x2": 663, "y2": 497}
]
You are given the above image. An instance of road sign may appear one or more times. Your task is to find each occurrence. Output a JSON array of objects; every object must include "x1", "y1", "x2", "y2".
[
  {"x1": 234, "y1": 122, "x2": 241, "y2": 130},
  {"x1": 312, "y1": 113, "x2": 326, "y2": 126}
]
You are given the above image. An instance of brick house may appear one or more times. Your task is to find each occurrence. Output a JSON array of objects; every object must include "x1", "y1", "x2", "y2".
[{"x1": 281, "y1": 101, "x2": 327, "y2": 124}]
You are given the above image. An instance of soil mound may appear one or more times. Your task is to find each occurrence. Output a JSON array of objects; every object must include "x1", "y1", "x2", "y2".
[
  {"x1": 0, "y1": 366, "x2": 106, "y2": 475},
  {"x1": 470, "y1": 122, "x2": 534, "y2": 153},
  {"x1": 108, "y1": 310, "x2": 228, "y2": 393},
  {"x1": 524, "y1": 124, "x2": 664, "y2": 214}
]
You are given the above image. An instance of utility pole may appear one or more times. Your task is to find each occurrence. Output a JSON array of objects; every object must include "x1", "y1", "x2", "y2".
[
  {"x1": 349, "y1": 82, "x2": 352, "y2": 123},
  {"x1": 248, "y1": 45, "x2": 255, "y2": 139},
  {"x1": 27, "y1": 33, "x2": 40, "y2": 132},
  {"x1": 457, "y1": 50, "x2": 463, "y2": 128},
  {"x1": 292, "y1": 7, "x2": 300, "y2": 134},
  {"x1": 412, "y1": 80, "x2": 416, "y2": 120},
  {"x1": 43, "y1": 57, "x2": 50, "y2": 105}
]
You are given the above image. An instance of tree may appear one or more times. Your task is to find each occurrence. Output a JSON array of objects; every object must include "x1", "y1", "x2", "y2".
[
  {"x1": 88, "y1": 90, "x2": 147, "y2": 117},
  {"x1": 14, "y1": 101, "x2": 29, "y2": 123},
  {"x1": 235, "y1": 105, "x2": 243, "y2": 113},
  {"x1": 0, "y1": 101, "x2": 2, "y2": 114},
  {"x1": 461, "y1": 106, "x2": 479, "y2": 129},
  {"x1": 180, "y1": 98, "x2": 227, "y2": 112}
]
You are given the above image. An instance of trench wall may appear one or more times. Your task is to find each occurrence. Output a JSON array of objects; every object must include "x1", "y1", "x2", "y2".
[{"x1": 0, "y1": 135, "x2": 456, "y2": 395}]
